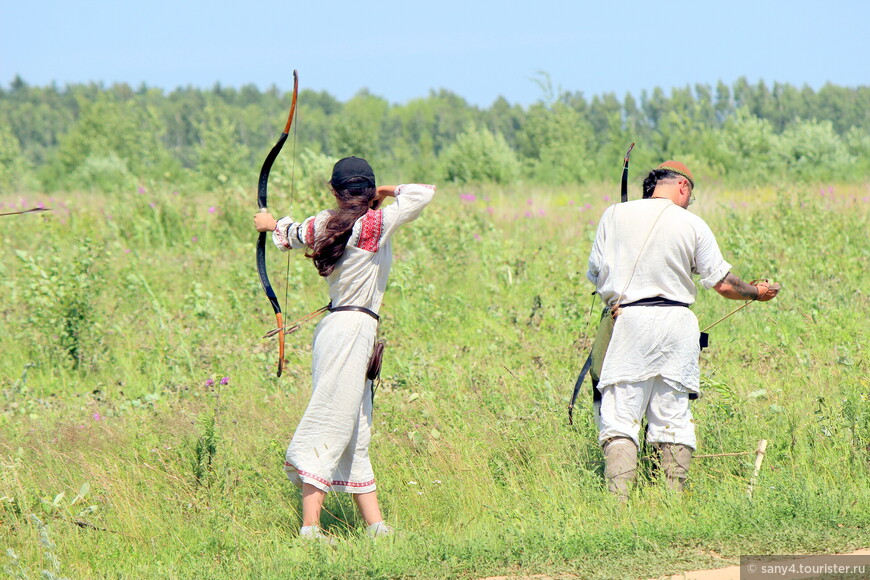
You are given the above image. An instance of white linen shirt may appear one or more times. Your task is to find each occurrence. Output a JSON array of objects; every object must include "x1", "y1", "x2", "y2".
[
  {"x1": 272, "y1": 183, "x2": 435, "y2": 313},
  {"x1": 586, "y1": 198, "x2": 732, "y2": 392}
]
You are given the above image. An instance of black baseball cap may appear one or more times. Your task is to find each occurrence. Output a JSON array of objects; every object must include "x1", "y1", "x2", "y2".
[{"x1": 330, "y1": 156, "x2": 376, "y2": 190}]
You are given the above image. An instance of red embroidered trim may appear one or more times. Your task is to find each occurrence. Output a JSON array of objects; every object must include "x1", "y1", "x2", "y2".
[
  {"x1": 284, "y1": 462, "x2": 375, "y2": 489},
  {"x1": 279, "y1": 224, "x2": 291, "y2": 248},
  {"x1": 284, "y1": 462, "x2": 332, "y2": 488},
  {"x1": 306, "y1": 219, "x2": 315, "y2": 245},
  {"x1": 357, "y1": 209, "x2": 383, "y2": 252},
  {"x1": 332, "y1": 478, "x2": 376, "y2": 488}
]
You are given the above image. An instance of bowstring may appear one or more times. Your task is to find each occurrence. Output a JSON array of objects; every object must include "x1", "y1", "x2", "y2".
[{"x1": 283, "y1": 91, "x2": 299, "y2": 312}]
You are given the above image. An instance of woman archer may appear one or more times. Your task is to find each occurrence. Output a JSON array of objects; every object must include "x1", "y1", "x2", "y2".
[{"x1": 254, "y1": 156, "x2": 435, "y2": 540}]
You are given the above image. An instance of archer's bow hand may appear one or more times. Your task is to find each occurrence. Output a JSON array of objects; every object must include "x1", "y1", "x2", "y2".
[
  {"x1": 752, "y1": 279, "x2": 781, "y2": 302},
  {"x1": 254, "y1": 213, "x2": 278, "y2": 232}
]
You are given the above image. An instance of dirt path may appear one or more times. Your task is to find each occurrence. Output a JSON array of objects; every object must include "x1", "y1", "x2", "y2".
[
  {"x1": 477, "y1": 548, "x2": 870, "y2": 580},
  {"x1": 654, "y1": 548, "x2": 870, "y2": 580}
]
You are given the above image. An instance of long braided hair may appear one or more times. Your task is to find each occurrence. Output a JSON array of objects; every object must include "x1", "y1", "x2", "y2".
[{"x1": 307, "y1": 178, "x2": 376, "y2": 277}]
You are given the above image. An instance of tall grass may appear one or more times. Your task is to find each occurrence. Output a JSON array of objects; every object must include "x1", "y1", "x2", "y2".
[{"x1": 1, "y1": 182, "x2": 867, "y2": 579}]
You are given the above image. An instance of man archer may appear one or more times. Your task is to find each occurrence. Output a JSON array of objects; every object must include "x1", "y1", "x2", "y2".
[{"x1": 585, "y1": 161, "x2": 780, "y2": 501}]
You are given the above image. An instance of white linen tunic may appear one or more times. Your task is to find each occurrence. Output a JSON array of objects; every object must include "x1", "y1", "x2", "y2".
[
  {"x1": 273, "y1": 184, "x2": 435, "y2": 493},
  {"x1": 587, "y1": 198, "x2": 731, "y2": 393},
  {"x1": 586, "y1": 198, "x2": 731, "y2": 447}
]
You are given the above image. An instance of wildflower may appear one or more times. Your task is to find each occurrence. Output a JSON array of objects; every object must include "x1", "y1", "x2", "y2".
[
  {"x1": 138, "y1": 187, "x2": 146, "y2": 194},
  {"x1": 208, "y1": 206, "x2": 217, "y2": 213},
  {"x1": 473, "y1": 234, "x2": 481, "y2": 241},
  {"x1": 459, "y1": 194, "x2": 476, "y2": 202},
  {"x1": 526, "y1": 199, "x2": 533, "y2": 205},
  {"x1": 220, "y1": 377, "x2": 229, "y2": 385},
  {"x1": 205, "y1": 378, "x2": 215, "y2": 387},
  {"x1": 486, "y1": 207, "x2": 494, "y2": 215},
  {"x1": 192, "y1": 236, "x2": 198, "y2": 243},
  {"x1": 92, "y1": 412, "x2": 102, "y2": 421},
  {"x1": 604, "y1": 195, "x2": 610, "y2": 202}
]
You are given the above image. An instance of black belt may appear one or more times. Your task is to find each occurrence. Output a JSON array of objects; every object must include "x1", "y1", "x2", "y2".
[
  {"x1": 620, "y1": 297, "x2": 689, "y2": 308},
  {"x1": 328, "y1": 304, "x2": 379, "y2": 321}
]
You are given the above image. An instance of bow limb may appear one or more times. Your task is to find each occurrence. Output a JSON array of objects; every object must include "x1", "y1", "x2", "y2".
[
  {"x1": 256, "y1": 70, "x2": 299, "y2": 377},
  {"x1": 620, "y1": 142, "x2": 635, "y2": 203}
]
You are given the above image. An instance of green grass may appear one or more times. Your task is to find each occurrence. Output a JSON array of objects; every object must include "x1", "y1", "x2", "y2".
[{"x1": 1, "y1": 182, "x2": 867, "y2": 579}]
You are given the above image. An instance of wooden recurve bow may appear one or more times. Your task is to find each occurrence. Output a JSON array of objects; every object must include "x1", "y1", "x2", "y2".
[{"x1": 256, "y1": 70, "x2": 299, "y2": 377}]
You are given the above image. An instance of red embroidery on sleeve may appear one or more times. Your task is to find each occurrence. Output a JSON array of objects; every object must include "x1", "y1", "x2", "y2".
[
  {"x1": 279, "y1": 224, "x2": 291, "y2": 248},
  {"x1": 357, "y1": 209, "x2": 383, "y2": 252},
  {"x1": 306, "y1": 219, "x2": 315, "y2": 245}
]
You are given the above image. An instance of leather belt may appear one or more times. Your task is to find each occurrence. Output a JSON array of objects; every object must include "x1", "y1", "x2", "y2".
[
  {"x1": 328, "y1": 304, "x2": 379, "y2": 321},
  {"x1": 620, "y1": 297, "x2": 689, "y2": 308}
]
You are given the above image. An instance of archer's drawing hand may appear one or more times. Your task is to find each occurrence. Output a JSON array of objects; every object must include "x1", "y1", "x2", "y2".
[
  {"x1": 753, "y1": 280, "x2": 781, "y2": 302},
  {"x1": 254, "y1": 213, "x2": 277, "y2": 232}
]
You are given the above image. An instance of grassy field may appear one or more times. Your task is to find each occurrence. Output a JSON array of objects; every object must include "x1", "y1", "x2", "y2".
[{"x1": 1, "y1": 180, "x2": 867, "y2": 579}]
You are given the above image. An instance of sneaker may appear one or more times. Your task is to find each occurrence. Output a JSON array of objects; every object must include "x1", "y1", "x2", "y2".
[
  {"x1": 299, "y1": 525, "x2": 337, "y2": 545},
  {"x1": 366, "y1": 521, "x2": 392, "y2": 538}
]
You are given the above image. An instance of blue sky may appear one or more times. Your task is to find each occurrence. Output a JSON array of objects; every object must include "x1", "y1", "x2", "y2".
[{"x1": 2, "y1": 0, "x2": 867, "y2": 107}]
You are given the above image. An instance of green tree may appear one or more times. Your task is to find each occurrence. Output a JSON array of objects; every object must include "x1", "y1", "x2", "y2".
[
  {"x1": 194, "y1": 104, "x2": 252, "y2": 192},
  {"x1": 329, "y1": 90, "x2": 390, "y2": 163},
  {"x1": 774, "y1": 119, "x2": 854, "y2": 182},
  {"x1": 51, "y1": 95, "x2": 177, "y2": 192},
  {"x1": 0, "y1": 122, "x2": 30, "y2": 192},
  {"x1": 717, "y1": 108, "x2": 778, "y2": 182},
  {"x1": 438, "y1": 124, "x2": 519, "y2": 184}
]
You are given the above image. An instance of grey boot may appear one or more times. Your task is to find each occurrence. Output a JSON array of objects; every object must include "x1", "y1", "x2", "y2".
[
  {"x1": 658, "y1": 443, "x2": 692, "y2": 491},
  {"x1": 603, "y1": 437, "x2": 638, "y2": 502}
]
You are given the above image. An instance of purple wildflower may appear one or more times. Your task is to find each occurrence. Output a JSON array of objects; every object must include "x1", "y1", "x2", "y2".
[
  {"x1": 208, "y1": 206, "x2": 217, "y2": 213},
  {"x1": 138, "y1": 187, "x2": 146, "y2": 194},
  {"x1": 459, "y1": 194, "x2": 476, "y2": 202},
  {"x1": 92, "y1": 412, "x2": 102, "y2": 421},
  {"x1": 192, "y1": 236, "x2": 198, "y2": 243},
  {"x1": 603, "y1": 195, "x2": 611, "y2": 202},
  {"x1": 220, "y1": 377, "x2": 229, "y2": 385},
  {"x1": 205, "y1": 378, "x2": 214, "y2": 387}
]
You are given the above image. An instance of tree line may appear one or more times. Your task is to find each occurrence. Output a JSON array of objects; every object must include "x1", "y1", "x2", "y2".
[{"x1": 1, "y1": 74, "x2": 868, "y2": 194}]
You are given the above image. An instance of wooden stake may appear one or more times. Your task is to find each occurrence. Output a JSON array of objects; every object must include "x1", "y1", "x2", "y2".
[{"x1": 746, "y1": 439, "x2": 768, "y2": 499}]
